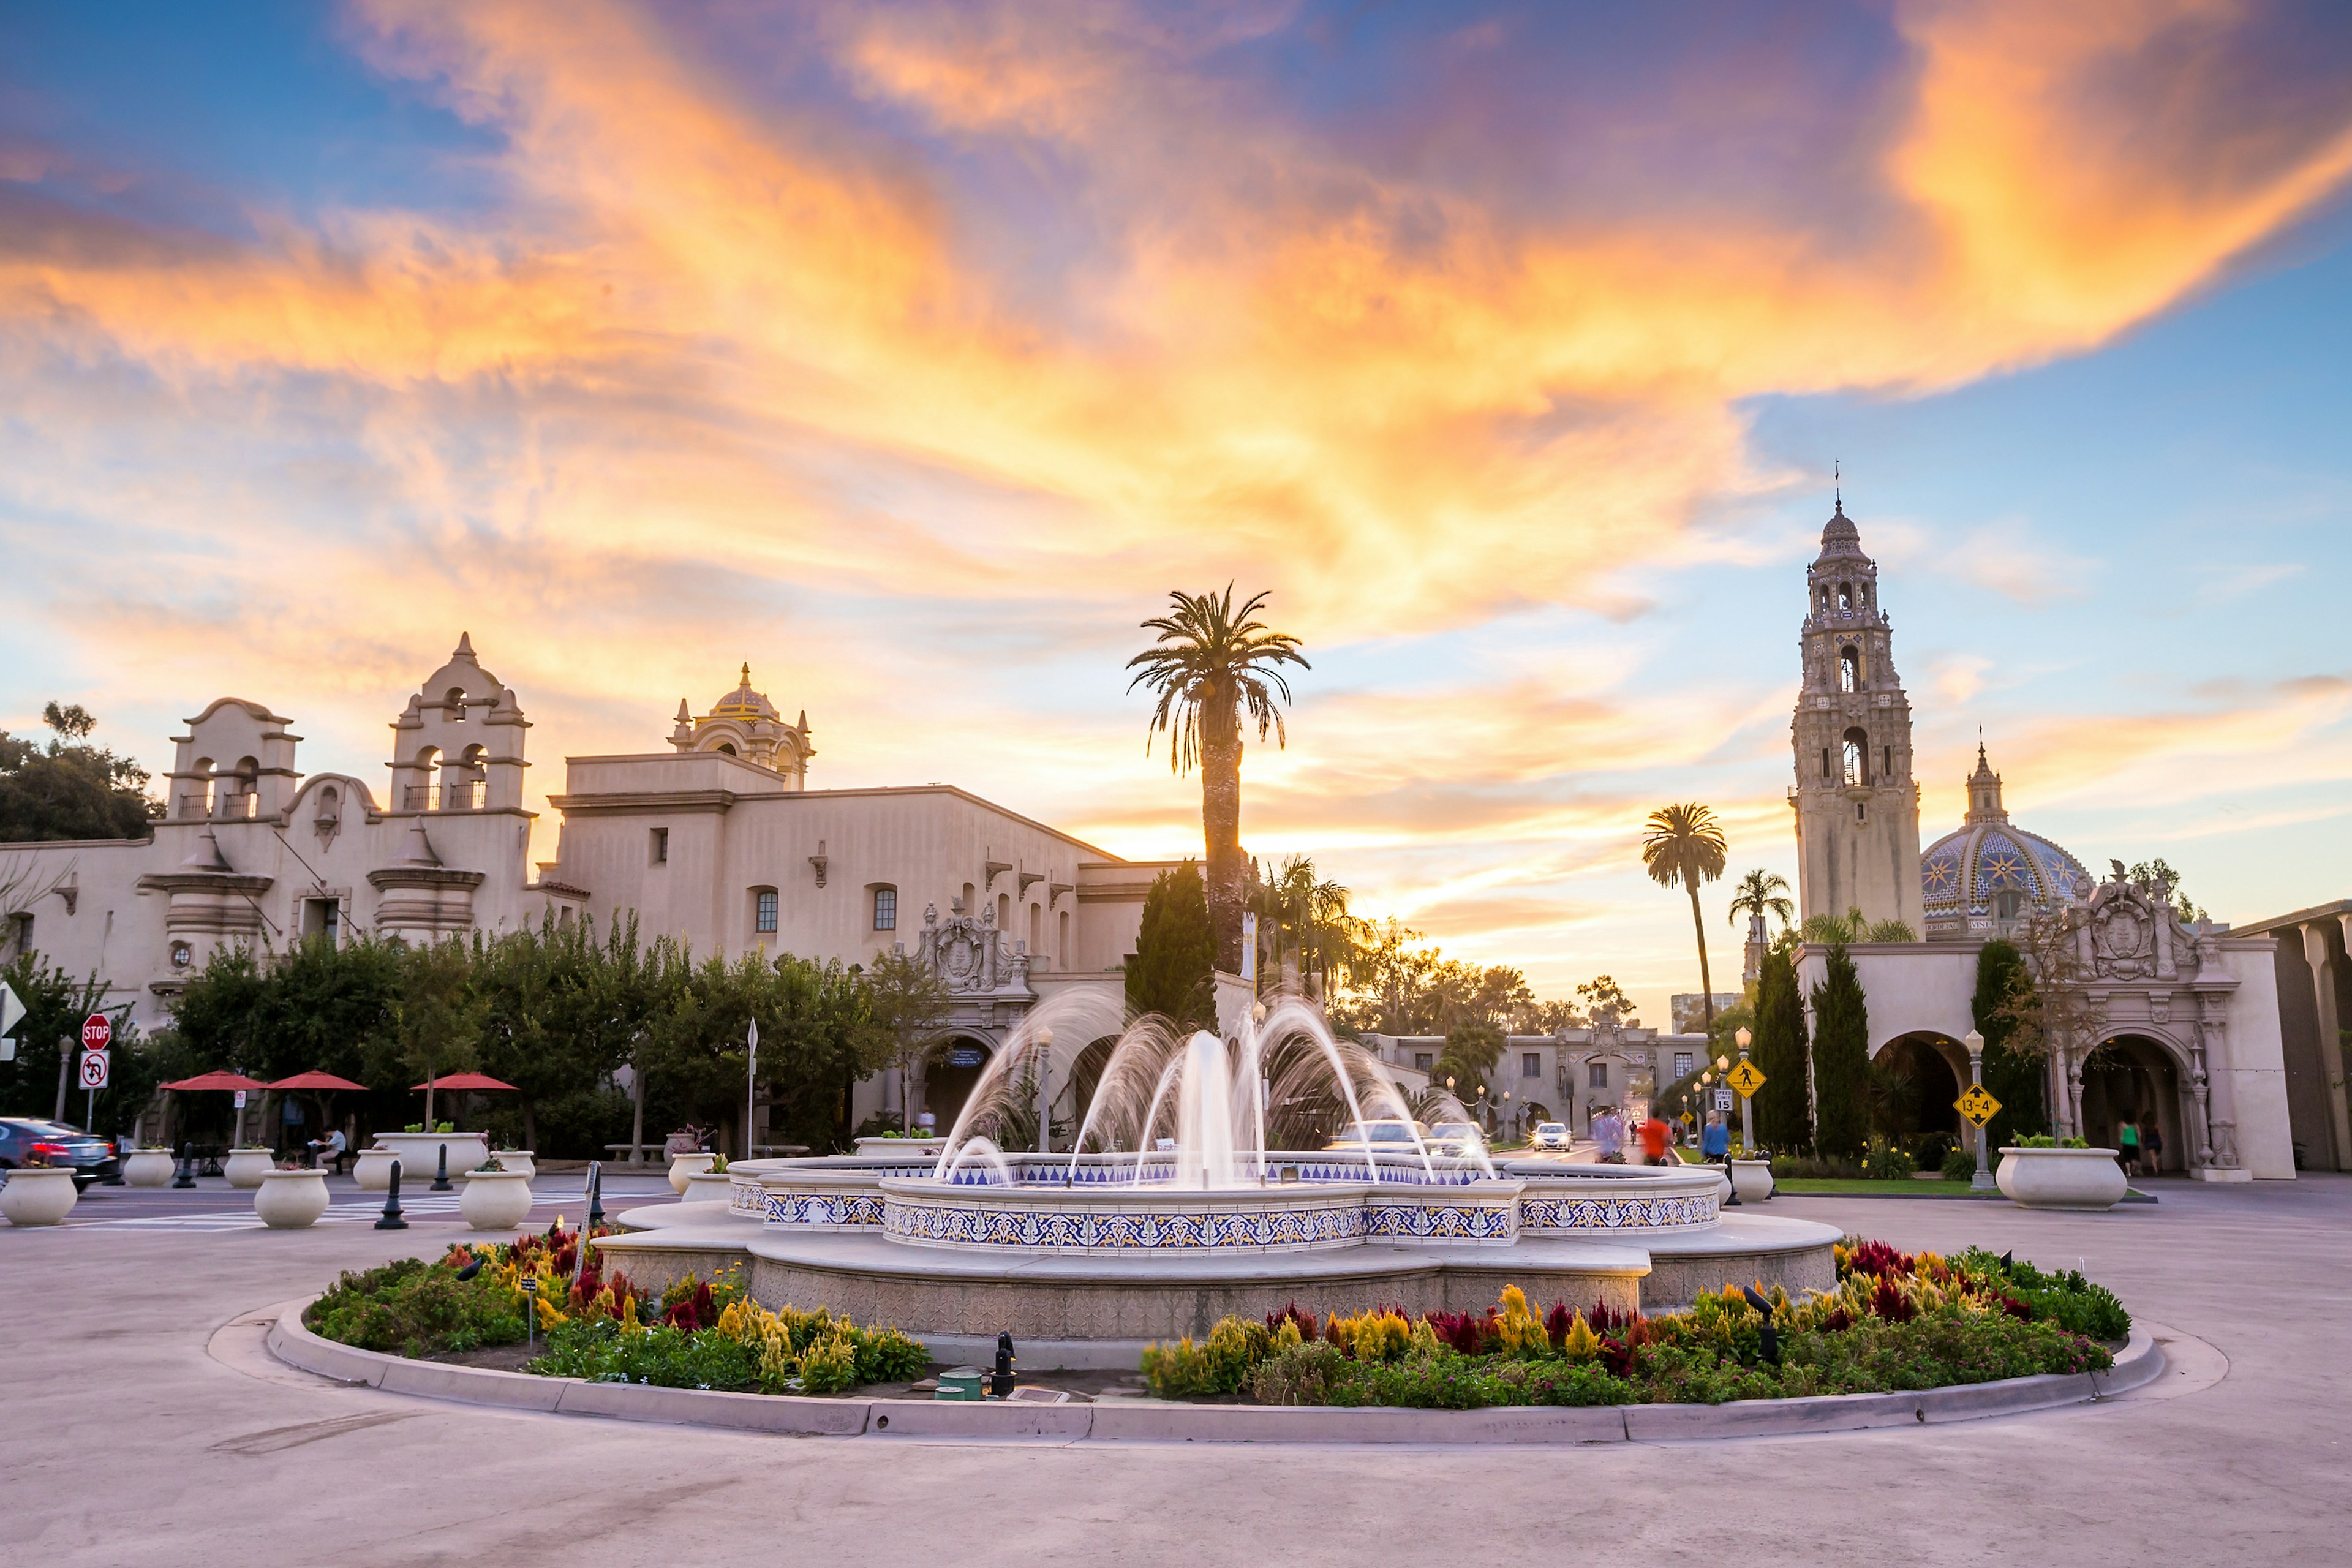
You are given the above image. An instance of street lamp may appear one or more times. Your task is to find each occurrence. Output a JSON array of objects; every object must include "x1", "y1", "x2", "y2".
[{"x1": 1965, "y1": 1029, "x2": 1996, "y2": 1191}]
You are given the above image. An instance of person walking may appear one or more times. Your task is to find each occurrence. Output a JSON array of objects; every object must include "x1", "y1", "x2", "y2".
[
  {"x1": 2116, "y1": 1117, "x2": 2140, "y2": 1175},
  {"x1": 2140, "y1": 1118, "x2": 2163, "y2": 1178},
  {"x1": 1637, "y1": 1112, "x2": 1672, "y2": 1167},
  {"x1": 1595, "y1": 1107, "x2": 1625, "y2": 1164},
  {"x1": 1701, "y1": 1112, "x2": 1731, "y2": 1178}
]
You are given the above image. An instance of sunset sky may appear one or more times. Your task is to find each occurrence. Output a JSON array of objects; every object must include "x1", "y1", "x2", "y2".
[{"x1": 5, "y1": 1, "x2": 2350, "y2": 1020}]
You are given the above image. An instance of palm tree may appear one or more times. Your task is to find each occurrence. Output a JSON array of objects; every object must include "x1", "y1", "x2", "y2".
[
  {"x1": 1640, "y1": 802, "x2": 1729, "y2": 1034},
  {"x1": 1257, "y1": 854, "x2": 1357, "y2": 999},
  {"x1": 1128, "y1": 587, "x2": 1310, "y2": 973},
  {"x1": 1726, "y1": 869, "x2": 1795, "y2": 935}
]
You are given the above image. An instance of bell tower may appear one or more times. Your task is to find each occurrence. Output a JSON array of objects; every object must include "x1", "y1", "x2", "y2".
[{"x1": 1790, "y1": 494, "x2": 1923, "y2": 934}]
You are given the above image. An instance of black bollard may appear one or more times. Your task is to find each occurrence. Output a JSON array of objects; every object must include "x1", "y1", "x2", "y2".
[
  {"x1": 172, "y1": 1140, "x2": 197, "y2": 1189},
  {"x1": 1722, "y1": 1152, "x2": 1742, "y2": 1206},
  {"x1": 990, "y1": 1332, "x2": 1016, "y2": 1400},
  {"x1": 430, "y1": 1141, "x2": 452, "y2": 1192},
  {"x1": 375, "y1": 1158, "x2": 408, "y2": 1229},
  {"x1": 585, "y1": 1160, "x2": 605, "y2": 1233}
]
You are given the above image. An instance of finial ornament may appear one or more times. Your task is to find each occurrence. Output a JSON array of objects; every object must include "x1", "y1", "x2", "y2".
[
  {"x1": 1833, "y1": 459, "x2": 1841, "y2": 510},
  {"x1": 739, "y1": 662, "x2": 752, "y2": 685}
]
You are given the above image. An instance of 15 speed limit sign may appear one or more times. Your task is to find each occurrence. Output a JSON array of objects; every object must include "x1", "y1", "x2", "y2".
[{"x1": 80, "y1": 1050, "x2": 111, "y2": 1090}]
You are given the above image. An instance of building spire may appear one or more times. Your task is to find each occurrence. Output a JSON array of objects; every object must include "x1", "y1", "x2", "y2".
[
  {"x1": 1833, "y1": 460, "x2": 1842, "y2": 513},
  {"x1": 739, "y1": 662, "x2": 752, "y2": 687}
]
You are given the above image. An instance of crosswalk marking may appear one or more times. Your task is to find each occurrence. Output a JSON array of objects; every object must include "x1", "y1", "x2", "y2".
[{"x1": 71, "y1": 1191, "x2": 578, "y2": 1231}]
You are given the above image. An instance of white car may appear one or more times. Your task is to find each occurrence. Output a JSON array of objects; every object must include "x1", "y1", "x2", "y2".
[{"x1": 1528, "y1": 1121, "x2": 1571, "y2": 1153}]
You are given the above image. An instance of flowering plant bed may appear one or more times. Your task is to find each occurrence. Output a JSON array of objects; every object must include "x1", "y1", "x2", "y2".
[
  {"x1": 303, "y1": 1230, "x2": 929, "y2": 1394},
  {"x1": 1140, "y1": 1237, "x2": 2125, "y2": 1409}
]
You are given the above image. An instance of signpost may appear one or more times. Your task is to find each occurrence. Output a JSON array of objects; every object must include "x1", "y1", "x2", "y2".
[
  {"x1": 1956, "y1": 1084, "x2": 2002, "y2": 1128},
  {"x1": 1713, "y1": 1087, "x2": 1735, "y2": 1115},
  {"x1": 79, "y1": 1049, "x2": 110, "y2": 1090},
  {"x1": 0, "y1": 979, "x2": 24, "y2": 1063},
  {"x1": 1725, "y1": 1058, "x2": 1767, "y2": 1099},
  {"x1": 1960, "y1": 1029, "x2": 2000, "y2": 1191}
]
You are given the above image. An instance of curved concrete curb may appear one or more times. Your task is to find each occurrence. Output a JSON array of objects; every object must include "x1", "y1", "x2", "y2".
[{"x1": 265, "y1": 1298, "x2": 2163, "y2": 1446}]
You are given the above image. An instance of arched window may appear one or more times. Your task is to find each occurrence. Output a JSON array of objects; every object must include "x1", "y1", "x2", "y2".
[
  {"x1": 872, "y1": 885, "x2": 897, "y2": 931},
  {"x1": 1058, "y1": 909, "x2": 1070, "y2": 963},
  {"x1": 1836, "y1": 582, "x2": 1852, "y2": 611},
  {"x1": 1842, "y1": 728, "x2": 1869, "y2": 786},
  {"x1": 997, "y1": 891, "x2": 1011, "y2": 931},
  {"x1": 715, "y1": 742, "x2": 737, "y2": 756},
  {"x1": 444, "y1": 687, "x2": 467, "y2": 723},
  {"x1": 184, "y1": 757, "x2": 216, "y2": 820},
  {"x1": 1029, "y1": 902, "x2": 1042, "y2": 961},
  {"x1": 750, "y1": 886, "x2": 778, "y2": 935},
  {"x1": 1839, "y1": 646, "x2": 1861, "y2": 692},
  {"x1": 410, "y1": 746, "x2": 439, "y2": 812}
]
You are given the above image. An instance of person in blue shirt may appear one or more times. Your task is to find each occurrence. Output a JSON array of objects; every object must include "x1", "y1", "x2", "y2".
[{"x1": 1701, "y1": 1113, "x2": 1731, "y2": 1170}]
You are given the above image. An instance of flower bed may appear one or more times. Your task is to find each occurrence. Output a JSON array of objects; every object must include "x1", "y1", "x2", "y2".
[
  {"x1": 304, "y1": 1230, "x2": 928, "y2": 1395},
  {"x1": 1140, "y1": 1237, "x2": 2126, "y2": 1409}
]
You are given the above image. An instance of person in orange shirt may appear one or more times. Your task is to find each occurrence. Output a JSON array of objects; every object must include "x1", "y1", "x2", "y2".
[{"x1": 1637, "y1": 1114, "x2": 1672, "y2": 1166}]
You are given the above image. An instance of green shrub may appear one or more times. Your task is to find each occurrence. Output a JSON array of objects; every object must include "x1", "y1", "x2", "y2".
[
  {"x1": 304, "y1": 1257, "x2": 526, "y2": 1357},
  {"x1": 1860, "y1": 1136, "x2": 1917, "y2": 1181},
  {"x1": 853, "y1": 1326, "x2": 930, "y2": 1385},
  {"x1": 1953, "y1": 1248, "x2": 2130, "y2": 1340},
  {"x1": 529, "y1": 1319, "x2": 761, "y2": 1390},
  {"x1": 1941, "y1": 1146, "x2": 1978, "y2": 1183},
  {"x1": 796, "y1": 1335, "x2": 859, "y2": 1394}
]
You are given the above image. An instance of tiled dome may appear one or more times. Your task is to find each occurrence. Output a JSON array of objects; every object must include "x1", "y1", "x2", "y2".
[
  {"x1": 1921, "y1": 745, "x2": 2090, "y2": 940},
  {"x1": 711, "y1": 663, "x2": 778, "y2": 720}
]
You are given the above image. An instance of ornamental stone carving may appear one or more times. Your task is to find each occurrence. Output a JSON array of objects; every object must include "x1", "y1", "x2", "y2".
[{"x1": 917, "y1": 900, "x2": 1031, "y2": 1000}]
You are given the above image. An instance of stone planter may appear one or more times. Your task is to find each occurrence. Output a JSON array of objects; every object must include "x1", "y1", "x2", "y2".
[
  {"x1": 668, "y1": 1151, "x2": 717, "y2": 1193},
  {"x1": 489, "y1": 1150, "x2": 535, "y2": 1180},
  {"x1": 371, "y1": 1131, "x2": 490, "y2": 1183},
  {"x1": 682, "y1": 1170, "x2": 736, "y2": 1205},
  {"x1": 353, "y1": 1147, "x2": 400, "y2": 1191},
  {"x1": 1996, "y1": 1147, "x2": 2128, "y2": 1212},
  {"x1": 458, "y1": 1169, "x2": 535, "y2": 1231},
  {"x1": 123, "y1": 1149, "x2": 176, "y2": 1188},
  {"x1": 1730, "y1": 1159, "x2": 1775, "y2": 1202},
  {"x1": 853, "y1": 1136, "x2": 949, "y2": 1158},
  {"x1": 254, "y1": 1169, "x2": 331, "y2": 1229},
  {"x1": 1, "y1": 1167, "x2": 81, "y2": 1226},
  {"x1": 223, "y1": 1148, "x2": 277, "y2": 1189}
]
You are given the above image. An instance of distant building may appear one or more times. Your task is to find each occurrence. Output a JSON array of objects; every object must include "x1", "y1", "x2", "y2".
[{"x1": 1670, "y1": 994, "x2": 1741, "y2": 1035}]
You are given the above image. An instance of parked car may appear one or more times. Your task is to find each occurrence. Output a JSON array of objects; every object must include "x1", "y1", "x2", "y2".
[
  {"x1": 1528, "y1": 1121, "x2": 1572, "y2": 1153},
  {"x1": 1427, "y1": 1121, "x2": 1488, "y2": 1158},
  {"x1": 0, "y1": 1120, "x2": 122, "y2": 1189},
  {"x1": 1325, "y1": 1119, "x2": 1431, "y2": 1153}
]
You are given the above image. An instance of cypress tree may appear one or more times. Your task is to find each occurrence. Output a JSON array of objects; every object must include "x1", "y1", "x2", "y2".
[
  {"x1": 1971, "y1": 938, "x2": 2046, "y2": 1147},
  {"x1": 1809, "y1": 943, "x2": 1871, "y2": 1159},
  {"x1": 1749, "y1": 943, "x2": 1812, "y2": 1153},
  {"x1": 1126, "y1": 861, "x2": 1216, "y2": 1031}
]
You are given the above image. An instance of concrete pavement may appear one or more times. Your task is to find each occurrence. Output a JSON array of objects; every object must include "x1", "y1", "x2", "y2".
[{"x1": 3, "y1": 1174, "x2": 2345, "y2": 1566}]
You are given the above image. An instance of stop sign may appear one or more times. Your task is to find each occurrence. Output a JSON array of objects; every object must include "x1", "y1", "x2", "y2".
[{"x1": 81, "y1": 1012, "x2": 113, "y2": 1052}]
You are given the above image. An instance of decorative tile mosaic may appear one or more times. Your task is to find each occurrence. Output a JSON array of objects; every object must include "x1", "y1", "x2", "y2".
[
  {"x1": 763, "y1": 1190, "x2": 888, "y2": 1228},
  {"x1": 883, "y1": 1195, "x2": 1369, "y2": 1251},
  {"x1": 1363, "y1": 1200, "x2": 1516, "y2": 1242},
  {"x1": 1518, "y1": 1193, "x2": 1715, "y2": 1231}
]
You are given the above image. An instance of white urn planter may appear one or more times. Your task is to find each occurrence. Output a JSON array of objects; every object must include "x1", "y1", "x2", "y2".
[
  {"x1": 371, "y1": 1132, "x2": 490, "y2": 1183},
  {"x1": 1, "y1": 1167, "x2": 81, "y2": 1226},
  {"x1": 353, "y1": 1147, "x2": 400, "y2": 1191},
  {"x1": 492, "y1": 1150, "x2": 535, "y2": 1180},
  {"x1": 682, "y1": 1170, "x2": 736, "y2": 1205},
  {"x1": 853, "y1": 1136, "x2": 949, "y2": 1158},
  {"x1": 1730, "y1": 1159, "x2": 1776, "y2": 1202},
  {"x1": 224, "y1": 1148, "x2": 277, "y2": 1189},
  {"x1": 458, "y1": 1169, "x2": 535, "y2": 1231},
  {"x1": 123, "y1": 1149, "x2": 176, "y2": 1188},
  {"x1": 668, "y1": 1151, "x2": 717, "y2": 1193},
  {"x1": 254, "y1": 1169, "x2": 331, "y2": 1229},
  {"x1": 1997, "y1": 1147, "x2": 2128, "y2": 1212}
]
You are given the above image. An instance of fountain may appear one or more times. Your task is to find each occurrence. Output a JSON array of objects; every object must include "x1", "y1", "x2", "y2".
[{"x1": 600, "y1": 992, "x2": 1838, "y2": 1359}]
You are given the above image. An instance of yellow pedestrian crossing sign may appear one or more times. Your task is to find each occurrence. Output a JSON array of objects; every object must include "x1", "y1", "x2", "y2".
[
  {"x1": 1725, "y1": 1059, "x2": 1766, "y2": 1099},
  {"x1": 1956, "y1": 1085, "x2": 2002, "y2": 1127}
]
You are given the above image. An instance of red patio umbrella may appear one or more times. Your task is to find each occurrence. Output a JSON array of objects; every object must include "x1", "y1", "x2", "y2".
[
  {"x1": 269, "y1": 1070, "x2": 368, "y2": 1091},
  {"x1": 410, "y1": 1072, "x2": 519, "y2": 1091},
  {"x1": 159, "y1": 1071, "x2": 272, "y2": 1149}
]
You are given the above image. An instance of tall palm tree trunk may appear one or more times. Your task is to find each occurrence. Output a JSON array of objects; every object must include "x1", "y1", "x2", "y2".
[
  {"x1": 1199, "y1": 684, "x2": 1246, "y2": 974},
  {"x1": 1686, "y1": 873, "x2": 1716, "y2": 1034}
]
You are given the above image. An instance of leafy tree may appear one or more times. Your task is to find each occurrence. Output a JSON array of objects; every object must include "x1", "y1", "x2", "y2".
[
  {"x1": 1126, "y1": 861, "x2": 1216, "y2": 1030},
  {"x1": 0, "y1": 703, "x2": 159, "y2": 842},
  {"x1": 2127, "y1": 859, "x2": 2208, "y2": 926},
  {"x1": 1808, "y1": 943, "x2": 1871, "y2": 1159},
  {"x1": 475, "y1": 915, "x2": 638, "y2": 1153},
  {"x1": 1575, "y1": 974, "x2": 1635, "y2": 1023},
  {"x1": 1749, "y1": 943, "x2": 1812, "y2": 1153},
  {"x1": 1254, "y1": 854, "x2": 1359, "y2": 998},
  {"x1": 396, "y1": 937, "x2": 482, "y2": 1129},
  {"x1": 855, "y1": 946, "x2": 952, "y2": 1131},
  {"x1": 1128, "y1": 587, "x2": 1310, "y2": 974},
  {"x1": 1972, "y1": 938, "x2": 2046, "y2": 1148},
  {"x1": 1431, "y1": 1020, "x2": 1504, "y2": 1099},
  {"x1": 1801, "y1": 905, "x2": 1915, "y2": 944},
  {"x1": 1725, "y1": 869, "x2": 1795, "y2": 935},
  {"x1": 0, "y1": 952, "x2": 123, "y2": 1124},
  {"x1": 1642, "y1": 802, "x2": 1728, "y2": 1035}
]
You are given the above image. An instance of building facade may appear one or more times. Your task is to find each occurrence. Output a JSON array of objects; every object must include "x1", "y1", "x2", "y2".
[{"x1": 0, "y1": 639, "x2": 1165, "y2": 1131}]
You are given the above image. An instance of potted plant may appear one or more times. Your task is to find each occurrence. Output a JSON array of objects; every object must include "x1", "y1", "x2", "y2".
[
  {"x1": 253, "y1": 1166, "x2": 331, "y2": 1228},
  {"x1": 458, "y1": 1155, "x2": 534, "y2": 1231},
  {"x1": 1728, "y1": 1148, "x2": 1774, "y2": 1202},
  {"x1": 352, "y1": 1145, "x2": 400, "y2": 1191},
  {"x1": 1996, "y1": 1135, "x2": 2127, "y2": 1212},
  {"x1": 668, "y1": 1147, "x2": 718, "y2": 1193},
  {"x1": 122, "y1": 1147, "x2": 177, "y2": 1188},
  {"x1": 372, "y1": 1126, "x2": 490, "y2": 1179},
  {"x1": 223, "y1": 1147, "x2": 277, "y2": 1189},
  {"x1": 0, "y1": 1153, "x2": 81, "y2": 1226},
  {"x1": 682, "y1": 1151, "x2": 735, "y2": 1205}
]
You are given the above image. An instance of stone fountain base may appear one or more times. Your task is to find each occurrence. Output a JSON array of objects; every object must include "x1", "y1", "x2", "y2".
[{"x1": 596, "y1": 1205, "x2": 1838, "y2": 1355}]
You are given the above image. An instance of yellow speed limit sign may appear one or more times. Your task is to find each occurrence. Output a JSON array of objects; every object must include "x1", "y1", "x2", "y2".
[
  {"x1": 1725, "y1": 1059, "x2": 1766, "y2": 1099},
  {"x1": 1955, "y1": 1084, "x2": 2002, "y2": 1126}
]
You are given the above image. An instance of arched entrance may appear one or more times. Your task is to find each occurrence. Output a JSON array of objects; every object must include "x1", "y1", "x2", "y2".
[
  {"x1": 1871, "y1": 1034, "x2": 1963, "y2": 1158},
  {"x1": 2081, "y1": 1035, "x2": 2184, "y2": 1175},
  {"x1": 922, "y1": 1036, "x2": 995, "y2": 1131},
  {"x1": 1064, "y1": 1035, "x2": 1120, "y2": 1142}
]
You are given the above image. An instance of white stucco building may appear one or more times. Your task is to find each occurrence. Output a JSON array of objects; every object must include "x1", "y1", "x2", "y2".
[
  {"x1": 1781, "y1": 500, "x2": 2299, "y2": 1180},
  {"x1": 0, "y1": 638, "x2": 1167, "y2": 1130}
]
